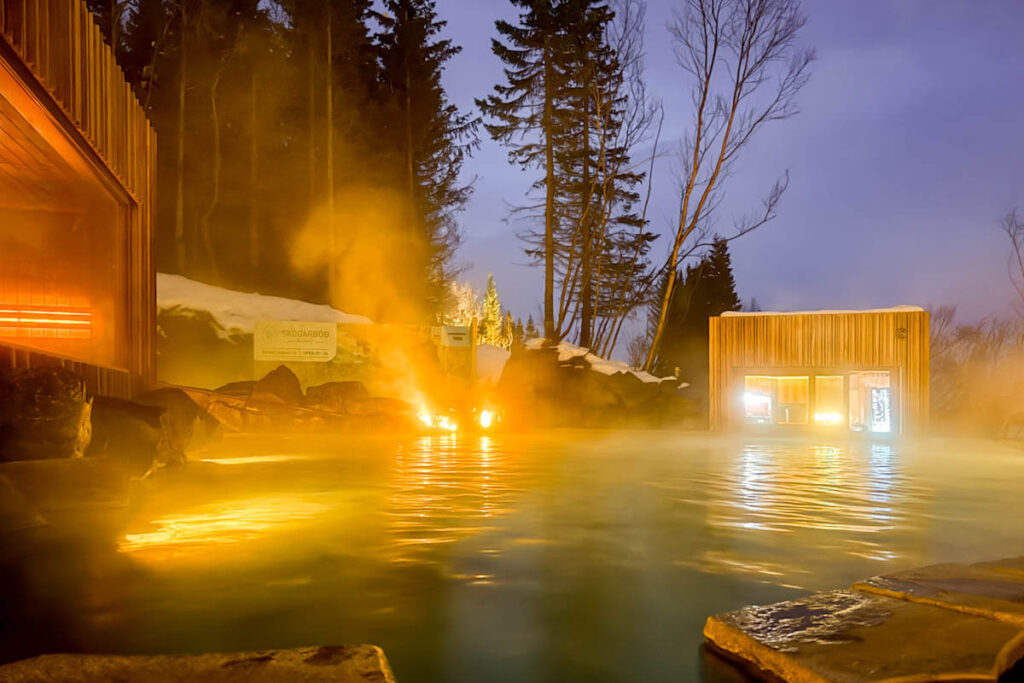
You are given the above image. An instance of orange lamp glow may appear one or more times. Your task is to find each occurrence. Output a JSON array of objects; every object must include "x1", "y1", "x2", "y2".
[{"x1": 0, "y1": 304, "x2": 93, "y2": 339}]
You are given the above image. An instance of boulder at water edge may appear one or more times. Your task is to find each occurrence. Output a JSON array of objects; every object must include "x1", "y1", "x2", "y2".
[
  {"x1": 86, "y1": 396, "x2": 178, "y2": 476},
  {"x1": 0, "y1": 367, "x2": 92, "y2": 462},
  {"x1": 305, "y1": 381, "x2": 371, "y2": 413},
  {"x1": 137, "y1": 387, "x2": 222, "y2": 452}
]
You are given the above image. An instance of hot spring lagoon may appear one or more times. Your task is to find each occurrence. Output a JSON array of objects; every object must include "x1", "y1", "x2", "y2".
[{"x1": 2, "y1": 432, "x2": 1022, "y2": 681}]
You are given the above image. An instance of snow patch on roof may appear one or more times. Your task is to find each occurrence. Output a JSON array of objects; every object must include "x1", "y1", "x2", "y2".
[
  {"x1": 721, "y1": 305, "x2": 924, "y2": 317},
  {"x1": 157, "y1": 273, "x2": 372, "y2": 337},
  {"x1": 524, "y1": 338, "x2": 666, "y2": 383}
]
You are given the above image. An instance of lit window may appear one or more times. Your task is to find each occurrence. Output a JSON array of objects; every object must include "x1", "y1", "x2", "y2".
[
  {"x1": 814, "y1": 375, "x2": 844, "y2": 426},
  {"x1": 744, "y1": 375, "x2": 809, "y2": 425}
]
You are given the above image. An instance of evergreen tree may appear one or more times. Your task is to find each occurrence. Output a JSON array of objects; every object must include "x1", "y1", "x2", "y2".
[
  {"x1": 374, "y1": 0, "x2": 479, "y2": 313},
  {"x1": 482, "y1": 1, "x2": 655, "y2": 349},
  {"x1": 512, "y1": 316, "x2": 526, "y2": 345},
  {"x1": 525, "y1": 314, "x2": 539, "y2": 339},
  {"x1": 501, "y1": 311, "x2": 515, "y2": 349},
  {"x1": 651, "y1": 237, "x2": 741, "y2": 391},
  {"x1": 479, "y1": 273, "x2": 503, "y2": 345},
  {"x1": 478, "y1": 1, "x2": 570, "y2": 341}
]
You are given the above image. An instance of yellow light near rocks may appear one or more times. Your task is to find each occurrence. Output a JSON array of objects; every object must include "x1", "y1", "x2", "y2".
[
  {"x1": 479, "y1": 410, "x2": 494, "y2": 429},
  {"x1": 418, "y1": 410, "x2": 433, "y2": 428},
  {"x1": 437, "y1": 415, "x2": 458, "y2": 432}
]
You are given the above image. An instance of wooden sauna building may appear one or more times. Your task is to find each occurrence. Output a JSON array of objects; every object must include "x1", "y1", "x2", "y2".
[
  {"x1": 709, "y1": 308, "x2": 929, "y2": 435},
  {"x1": 0, "y1": 0, "x2": 156, "y2": 397}
]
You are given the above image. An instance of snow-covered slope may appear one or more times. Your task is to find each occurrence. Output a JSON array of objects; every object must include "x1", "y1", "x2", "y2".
[
  {"x1": 476, "y1": 343, "x2": 511, "y2": 385},
  {"x1": 525, "y1": 338, "x2": 664, "y2": 384},
  {"x1": 157, "y1": 273, "x2": 372, "y2": 337}
]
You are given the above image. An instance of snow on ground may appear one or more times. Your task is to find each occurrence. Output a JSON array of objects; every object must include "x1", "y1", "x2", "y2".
[
  {"x1": 721, "y1": 305, "x2": 924, "y2": 317},
  {"x1": 525, "y1": 338, "x2": 665, "y2": 384},
  {"x1": 476, "y1": 343, "x2": 511, "y2": 385},
  {"x1": 157, "y1": 273, "x2": 372, "y2": 337}
]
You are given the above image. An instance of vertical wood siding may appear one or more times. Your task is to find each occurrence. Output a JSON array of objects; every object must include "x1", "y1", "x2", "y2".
[
  {"x1": 709, "y1": 311, "x2": 930, "y2": 434},
  {"x1": 1, "y1": 0, "x2": 155, "y2": 396}
]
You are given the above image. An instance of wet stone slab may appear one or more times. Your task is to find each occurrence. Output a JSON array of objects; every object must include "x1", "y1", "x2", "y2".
[
  {"x1": 704, "y1": 589, "x2": 1024, "y2": 682},
  {"x1": 854, "y1": 557, "x2": 1024, "y2": 628},
  {"x1": 0, "y1": 645, "x2": 397, "y2": 683}
]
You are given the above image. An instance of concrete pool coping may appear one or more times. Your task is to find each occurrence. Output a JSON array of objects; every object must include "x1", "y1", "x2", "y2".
[
  {"x1": 704, "y1": 555, "x2": 1024, "y2": 682},
  {"x1": 0, "y1": 645, "x2": 397, "y2": 682}
]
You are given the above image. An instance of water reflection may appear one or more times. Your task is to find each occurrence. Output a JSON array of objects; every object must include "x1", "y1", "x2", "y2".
[
  {"x1": 120, "y1": 495, "x2": 333, "y2": 564},
  {"x1": 7, "y1": 433, "x2": 1020, "y2": 681},
  {"x1": 383, "y1": 435, "x2": 520, "y2": 573},
  {"x1": 688, "y1": 439, "x2": 930, "y2": 587}
]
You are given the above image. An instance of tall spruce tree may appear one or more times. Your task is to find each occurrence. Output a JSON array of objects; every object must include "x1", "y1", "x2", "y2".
[
  {"x1": 482, "y1": 0, "x2": 655, "y2": 349},
  {"x1": 477, "y1": 1, "x2": 569, "y2": 341},
  {"x1": 375, "y1": 0, "x2": 479, "y2": 315},
  {"x1": 652, "y1": 237, "x2": 741, "y2": 389},
  {"x1": 479, "y1": 273, "x2": 503, "y2": 345}
]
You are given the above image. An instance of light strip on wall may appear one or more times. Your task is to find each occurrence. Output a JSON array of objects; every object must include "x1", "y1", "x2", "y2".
[{"x1": 0, "y1": 304, "x2": 93, "y2": 338}]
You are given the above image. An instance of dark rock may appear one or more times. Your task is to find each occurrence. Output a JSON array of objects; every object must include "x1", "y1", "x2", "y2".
[
  {"x1": 305, "y1": 381, "x2": 370, "y2": 413},
  {"x1": 253, "y1": 365, "x2": 304, "y2": 405},
  {"x1": 214, "y1": 380, "x2": 258, "y2": 397},
  {"x1": 86, "y1": 396, "x2": 178, "y2": 476},
  {"x1": 0, "y1": 367, "x2": 92, "y2": 462},
  {"x1": 347, "y1": 397, "x2": 412, "y2": 417},
  {"x1": 137, "y1": 387, "x2": 222, "y2": 452},
  {"x1": 496, "y1": 346, "x2": 696, "y2": 428}
]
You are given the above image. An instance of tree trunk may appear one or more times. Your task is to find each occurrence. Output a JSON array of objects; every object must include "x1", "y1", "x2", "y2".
[
  {"x1": 307, "y1": 26, "x2": 317, "y2": 208},
  {"x1": 199, "y1": 62, "x2": 225, "y2": 277},
  {"x1": 249, "y1": 60, "x2": 259, "y2": 275},
  {"x1": 325, "y1": 2, "x2": 335, "y2": 304},
  {"x1": 174, "y1": 0, "x2": 187, "y2": 273},
  {"x1": 542, "y1": 33, "x2": 556, "y2": 341},
  {"x1": 579, "y1": 92, "x2": 593, "y2": 348}
]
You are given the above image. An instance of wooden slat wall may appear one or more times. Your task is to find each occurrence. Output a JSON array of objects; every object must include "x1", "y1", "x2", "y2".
[
  {"x1": 709, "y1": 311, "x2": 930, "y2": 434},
  {"x1": 1, "y1": 0, "x2": 155, "y2": 396},
  {"x1": 0, "y1": 0, "x2": 151, "y2": 202}
]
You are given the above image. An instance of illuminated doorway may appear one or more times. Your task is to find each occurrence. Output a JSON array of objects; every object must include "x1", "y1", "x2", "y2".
[{"x1": 849, "y1": 371, "x2": 893, "y2": 434}]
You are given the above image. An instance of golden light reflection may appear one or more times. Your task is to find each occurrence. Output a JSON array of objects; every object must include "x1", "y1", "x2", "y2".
[
  {"x1": 383, "y1": 435, "x2": 516, "y2": 572},
  {"x1": 120, "y1": 495, "x2": 331, "y2": 563},
  {"x1": 698, "y1": 440, "x2": 918, "y2": 586}
]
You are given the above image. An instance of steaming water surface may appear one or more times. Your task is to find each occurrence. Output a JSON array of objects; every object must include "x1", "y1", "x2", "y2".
[{"x1": 3, "y1": 432, "x2": 1023, "y2": 681}]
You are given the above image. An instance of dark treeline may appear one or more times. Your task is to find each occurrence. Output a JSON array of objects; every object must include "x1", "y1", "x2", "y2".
[
  {"x1": 86, "y1": 0, "x2": 476, "y2": 322},
  {"x1": 86, "y1": 0, "x2": 812, "y2": 362}
]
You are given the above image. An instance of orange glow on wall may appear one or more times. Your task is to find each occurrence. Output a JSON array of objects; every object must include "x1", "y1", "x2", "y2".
[{"x1": 0, "y1": 302, "x2": 93, "y2": 339}]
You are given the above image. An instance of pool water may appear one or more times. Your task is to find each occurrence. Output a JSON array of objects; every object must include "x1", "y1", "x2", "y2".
[{"x1": 2, "y1": 431, "x2": 1023, "y2": 681}]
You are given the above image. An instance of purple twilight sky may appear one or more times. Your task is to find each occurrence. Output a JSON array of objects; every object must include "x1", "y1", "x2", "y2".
[{"x1": 437, "y1": 0, "x2": 1024, "y2": 346}]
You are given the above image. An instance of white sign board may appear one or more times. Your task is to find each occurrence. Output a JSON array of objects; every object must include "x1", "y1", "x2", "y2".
[{"x1": 254, "y1": 321, "x2": 337, "y2": 362}]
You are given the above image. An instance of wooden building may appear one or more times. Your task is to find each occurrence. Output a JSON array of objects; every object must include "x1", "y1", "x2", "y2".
[
  {"x1": 0, "y1": 0, "x2": 156, "y2": 397},
  {"x1": 709, "y1": 308, "x2": 929, "y2": 435}
]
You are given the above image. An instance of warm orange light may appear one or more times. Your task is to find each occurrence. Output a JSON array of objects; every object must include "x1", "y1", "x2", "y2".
[
  {"x1": 437, "y1": 415, "x2": 458, "y2": 432},
  {"x1": 814, "y1": 412, "x2": 843, "y2": 426},
  {"x1": 0, "y1": 304, "x2": 93, "y2": 338}
]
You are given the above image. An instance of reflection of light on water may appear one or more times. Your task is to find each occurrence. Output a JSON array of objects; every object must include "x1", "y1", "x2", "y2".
[
  {"x1": 699, "y1": 440, "x2": 920, "y2": 585},
  {"x1": 120, "y1": 496, "x2": 330, "y2": 555},
  {"x1": 198, "y1": 454, "x2": 319, "y2": 466},
  {"x1": 383, "y1": 434, "x2": 517, "y2": 570}
]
